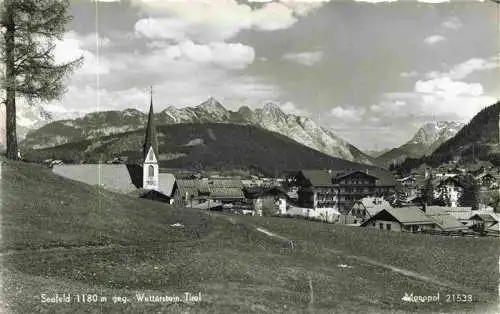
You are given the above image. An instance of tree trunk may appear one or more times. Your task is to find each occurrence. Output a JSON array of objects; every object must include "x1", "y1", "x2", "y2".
[{"x1": 4, "y1": 0, "x2": 18, "y2": 160}]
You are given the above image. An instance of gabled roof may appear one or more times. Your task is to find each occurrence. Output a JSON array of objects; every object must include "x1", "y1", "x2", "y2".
[
  {"x1": 475, "y1": 172, "x2": 496, "y2": 180},
  {"x1": 139, "y1": 189, "x2": 170, "y2": 203},
  {"x1": 142, "y1": 91, "x2": 159, "y2": 161},
  {"x1": 158, "y1": 173, "x2": 176, "y2": 196},
  {"x1": 175, "y1": 178, "x2": 245, "y2": 199},
  {"x1": 362, "y1": 168, "x2": 397, "y2": 187},
  {"x1": 298, "y1": 170, "x2": 333, "y2": 187},
  {"x1": 425, "y1": 211, "x2": 468, "y2": 231},
  {"x1": 362, "y1": 207, "x2": 433, "y2": 226},
  {"x1": 354, "y1": 197, "x2": 390, "y2": 216},
  {"x1": 470, "y1": 214, "x2": 497, "y2": 222}
]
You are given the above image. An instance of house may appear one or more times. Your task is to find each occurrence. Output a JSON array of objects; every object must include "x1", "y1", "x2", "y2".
[
  {"x1": 348, "y1": 197, "x2": 391, "y2": 222},
  {"x1": 360, "y1": 207, "x2": 436, "y2": 232},
  {"x1": 397, "y1": 175, "x2": 419, "y2": 198},
  {"x1": 469, "y1": 214, "x2": 499, "y2": 233},
  {"x1": 252, "y1": 186, "x2": 288, "y2": 216},
  {"x1": 293, "y1": 169, "x2": 396, "y2": 213},
  {"x1": 423, "y1": 207, "x2": 469, "y2": 232},
  {"x1": 432, "y1": 176, "x2": 463, "y2": 207},
  {"x1": 332, "y1": 169, "x2": 396, "y2": 212},
  {"x1": 474, "y1": 172, "x2": 498, "y2": 189},
  {"x1": 287, "y1": 205, "x2": 341, "y2": 223},
  {"x1": 423, "y1": 206, "x2": 470, "y2": 225},
  {"x1": 173, "y1": 178, "x2": 245, "y2": 207},
  {"x1": 294, "y1": 170, "x2": 338, "y2": 209}
]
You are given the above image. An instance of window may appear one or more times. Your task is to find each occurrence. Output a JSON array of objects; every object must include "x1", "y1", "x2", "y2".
[
  {"x1": 148, "y1": 165, "x2": 154, "y2": 177},
  {"x1": 386, "y1": 224, "x2": 391, "y2": 230},
  {"x1": 379, "y1": 223, "x2": 383, "y2": 229}
]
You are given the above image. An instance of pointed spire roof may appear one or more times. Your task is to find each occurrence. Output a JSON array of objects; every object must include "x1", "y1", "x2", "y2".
[{"x1": 143, "y1": 86, "x2": 158, "y2": 161}]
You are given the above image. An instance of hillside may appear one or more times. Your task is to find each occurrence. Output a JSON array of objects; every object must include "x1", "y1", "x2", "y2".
[
  {"x1": 376, "y1": 121, "x2": 463, "y2": 167},
  {"x1": 1, "y1": 159, "x2": 498, "y2": 313},
  {"x1": 20, "y1": 98, "x2": 376, "y2": 165},
  {"x1": 397, "y1": 101, "x2": 500, "y2": 172},
  {"x1": 23, "y1": 123, "x2": 383, "y2": 177}
]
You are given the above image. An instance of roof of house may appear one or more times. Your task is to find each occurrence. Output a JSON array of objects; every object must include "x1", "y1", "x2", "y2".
[
  {"x1": 299, "y1": 170, "x2": 333, "y2": 187},
  {"x1": 475, "y1": 172, "x2": 496, "y2": 180},
  {"x1": 209, "y1": 187, "x2": 245, "y2": 199},
  {"x1": 354, "y1": 197, "x2": 391, "y2": 216},
  {"x1": 333, "y1": 170, "x2": 379, "y2": 181},
  {"x1": 425, "y1": 212, "x2": 468, "y2": 231},
  {"x1": 299, "y1": 168, "x2": 396, "y2": 187},
  {"x1": 470, "y1": 214, "x2": 497, "y2": 222},
  {"x1": 362, "y1": 207, "x2": 433, "y2": 226},
  {"x1": 158, "y1": 173, "x2": 176, "y2": 196},
  {"x1": 175, "y1": 178, "x2": 245, "y2": 200},
  {"x1": 139, "y1": 189, "x2": 171, "y2": 202},
  {"x1": 52, "y1": 164, "x2": 139, "y2": 194},
  {"x1": 363, "y1": 168, "x2": 397, "y2": 187}
]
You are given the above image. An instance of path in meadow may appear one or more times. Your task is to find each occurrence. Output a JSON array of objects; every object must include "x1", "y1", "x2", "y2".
[{"x1": 218, "y1": 214, "x2": 492, "y2": 300}]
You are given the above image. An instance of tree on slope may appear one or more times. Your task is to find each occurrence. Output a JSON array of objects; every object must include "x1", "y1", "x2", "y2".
[{"x1": 0, "y1": 0, "x2": 82, "y2": 160}]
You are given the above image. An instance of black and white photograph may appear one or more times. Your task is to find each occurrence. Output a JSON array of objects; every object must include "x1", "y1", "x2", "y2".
[{"x1": 1, "y1": 0, "x2": 500, "y2": 313}]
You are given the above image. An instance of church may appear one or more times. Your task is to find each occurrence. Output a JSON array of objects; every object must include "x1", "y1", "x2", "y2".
[{"x1": 52, "y1": 90, "x2": 176, "y2": 203}]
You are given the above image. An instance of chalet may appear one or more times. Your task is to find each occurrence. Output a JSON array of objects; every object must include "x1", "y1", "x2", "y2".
[
  {"x1": 432, "y1": 176, "x2": 463, "y2": 207},
  {"x1": 474, "y1": 172, "x2": 498, "y2": 189},
  {"x1": 293, "y1": 169, "x2": 396, "y2": 213},
  {"x1": 397, "y1": 175, "x2": 419, "y2": 197},
  {"x1": 174, "y1": 178, "x2": 245, "y2": 207},
  {"x1": 424, "y1": 207, "x2": 469, "y2": 232},
  {"x1": 360, "y1": 207, "x2": 436, "y2": 232},
  {"x1": 294, "y1": 170, "x2": 338, "y2": 209},
  {"x1": 252, "y1": 186, "x2": 288, "y2": 216},
  {"x1": 348, "y1": 197, "x2": 391, "y2": 222},
  {"x1": 469, "y1": 214, "x2": 499, "y2": 233},
  {"x1": 332, "y1": 169, "x2": 396, "y2": 212}
]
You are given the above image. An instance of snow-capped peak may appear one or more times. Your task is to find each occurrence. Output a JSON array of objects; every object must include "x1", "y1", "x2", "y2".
[{"x1": 410, "y1": 121, "x2": 464, "y2": 145}]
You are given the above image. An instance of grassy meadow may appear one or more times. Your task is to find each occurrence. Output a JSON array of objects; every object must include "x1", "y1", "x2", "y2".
[{"x1": 1, "y1": 160, "x2": 499, "y2": 313}]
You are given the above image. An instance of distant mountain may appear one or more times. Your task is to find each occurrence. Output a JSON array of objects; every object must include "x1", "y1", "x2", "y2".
[
  {"x1": 0, "y1": 101, "x2": 84, "y2": 148},
  {"x1": 376, "y1": 121, "x2": 464, "y2": 167},
  {"x1": 397, "y1": 101, "x2": 500, "y2": 172},
  {"x1": 23, "y1": 123, "x2": 387, "y2": 177},
  {"x1": 364, "y1": 148, "x2": 391, "y2": 158},
  {"x1": 21, "y1": 97, "x2": 376, "y2": 165}
]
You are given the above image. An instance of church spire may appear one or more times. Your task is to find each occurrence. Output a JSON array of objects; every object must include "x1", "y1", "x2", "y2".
[{"x1": 142, "y1": 86, "x2": 158, "y2": 161}]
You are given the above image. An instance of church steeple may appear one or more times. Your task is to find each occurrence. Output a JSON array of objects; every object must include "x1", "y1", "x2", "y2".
[
  {"x1": 142, "y1": 86, "x2": 159, "y2": 191},
  {"x1": 142, "y1": 86, "x2": 158, "y2": 162}
]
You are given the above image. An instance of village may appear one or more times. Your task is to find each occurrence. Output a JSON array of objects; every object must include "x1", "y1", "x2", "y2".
[{"x1": 46, "y1": 96, "x2": 500, "y2": 239}]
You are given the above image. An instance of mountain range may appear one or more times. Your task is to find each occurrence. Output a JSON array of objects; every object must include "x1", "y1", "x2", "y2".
[
  {"x1": 24, "y1": 123, "x2": 391, "y2": 178},
  {"x1": 20, "y1": 97, "x2": 376, "y2": 165},
  {"x1": 376, "y1": 121, "x2": 464, "y2": 167},
  {"x1": 396, "y1": 101, "x2": 500, "y2": 172}
]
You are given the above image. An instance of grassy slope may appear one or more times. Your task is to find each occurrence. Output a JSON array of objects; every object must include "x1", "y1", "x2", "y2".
[{"x1": 1, "y1": 160, "x2": 499, "y2": 313}]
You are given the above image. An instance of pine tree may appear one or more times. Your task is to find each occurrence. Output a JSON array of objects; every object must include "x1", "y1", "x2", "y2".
[
  {"x1": 1, "y1": 0, "x2": 82, "y2": 160},
  {"x1": 459, "y1": 174, "x2": 480, "y2": 210},
  {"x1": 421, "y1": 177, "x2": 434, "y2": 206}
]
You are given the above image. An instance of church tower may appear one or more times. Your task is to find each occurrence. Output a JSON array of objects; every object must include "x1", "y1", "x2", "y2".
[{"x1": 142, "y1": 87, "x2": 160, "y2": 191}]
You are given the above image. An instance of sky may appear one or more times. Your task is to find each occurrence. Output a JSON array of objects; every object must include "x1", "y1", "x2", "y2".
[{"x1": 41, "y1": 0, "x2": 500, "y2": 151}]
